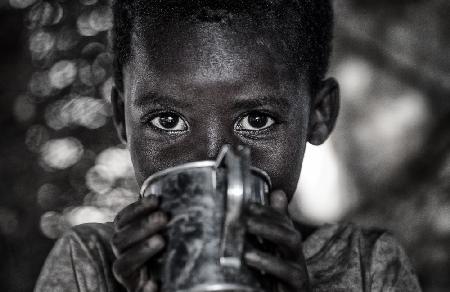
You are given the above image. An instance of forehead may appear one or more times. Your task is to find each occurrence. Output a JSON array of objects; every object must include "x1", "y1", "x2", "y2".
[{"x1": 125, "y1": 20, "x2": 307, "y2": 101}]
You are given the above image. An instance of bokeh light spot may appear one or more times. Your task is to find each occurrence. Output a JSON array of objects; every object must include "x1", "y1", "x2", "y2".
[
  {"x1": 27, "y1": 1, "x2": 64, "y2": 29},
  {"x1": 80, "y1": 0, "x2": 98, "y2": 6},
  {"x1": 40, "y1": 137, "x2": 84, "y2": 170},
  {"x1": 78, "y1": 60, "x2": 95, "y2": 86},
  {"x1": 44, "y1": 100, "x2": 68, "y2": 130},
  {"x1": 93, "y1": 188, "x2": 137, "y2": 214},
  {"x1": 9, "y1": 0, "x2": 37, "y2": 9},
  {"x1": 66, "y1": 206, "x2": 110, "y2": 226},
  {"x1": 91, "y1": 52, "x2": 112, "y2": 84},
  {"x1": 96, "y1": 147, "x2": 134, "y2": 180},
  {"x1": 56, "y1": 27, "x2": 79, "y2": 51},
  {"x1": 29, "y1": 71, "x2": 53, "y2": 98},
  {"x1": 101, "y1": 77, "x2": 114, "y2": 102},
  {"x1": 29, "y1": 30, "x2": 55, "y2": 61},
  {"x1": 86, "y1": 147, "x2": 135, "y2": 195},
  {"x1": 433, "y1": 204, "x2": 450, "y2": 235},
  {"x1": 335, "y1": 58, "x2": 374, "y2": 103},
  {"x1": 77, "y1": 12, "x2": 98, "y2": 37},
  {"x1": 353, "y1": 90, "x2": 429, "y2": 180},
  {"x1": 89, "y1": 6, "x2": 113, "y2": 32},
  {"x1": 40, "y1": 211, "x2": 64, "y2": 239},
  {"x1": 25, "y1": 125, "x2": 50, "y2": 153},
  {"x1": 86, "y1": 165, "x2": 115, "y2": 194},
  {"x1": 49, "y1": 60, "x2": 77, "y2": 89},
  {"x1": 66, "y1": 96, "x2": 109, "y2": 129},
  {"x1": 45, "y1": 96, "x2": 109, "y2": 130},
  {"x1": 81, "y1": 42, "x2": 105, "y2": 59}
]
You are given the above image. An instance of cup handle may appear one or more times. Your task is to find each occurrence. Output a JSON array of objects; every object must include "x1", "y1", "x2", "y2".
[{"x1": 217, "y1": 145, "x2": 250, "y2": 268}]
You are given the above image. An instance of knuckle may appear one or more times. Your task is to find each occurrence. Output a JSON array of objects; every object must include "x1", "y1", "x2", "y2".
[
  {"x1": 142, "y1": 216, "x2": 152, "y2": 228},
  {"x1": 148, "y1": 211, "x2": 168, "y2": 226},
  {"x1": 148, "y1": 234, "x2": 165, "y2": 250},
  {"x1": 114, "y1": 201, "x2": 138, "y2": 227},
  {"x1": 154, "y1": 211, "x2": 168, "y2": 225}
]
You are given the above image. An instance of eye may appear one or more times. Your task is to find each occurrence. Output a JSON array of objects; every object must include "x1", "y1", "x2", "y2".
[
  {"x1": 235, "y1": 112, "x2": 275, "y2": 131},
  {"x1": 150, "y1": 112, "x2": 188, "y2": 132}
]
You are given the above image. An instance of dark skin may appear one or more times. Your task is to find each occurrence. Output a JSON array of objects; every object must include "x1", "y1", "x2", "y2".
[{"x1": 110, "y1": 21, "x2": 339, "y2": 292}]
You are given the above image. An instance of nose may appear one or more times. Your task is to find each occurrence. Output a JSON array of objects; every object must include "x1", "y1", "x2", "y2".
[
  {"x1": 205, "y1": 124, "x2": 225, "y2": 160},
  {"x1": 197, "y1": 119, "x2": 236, "y2": 161}
]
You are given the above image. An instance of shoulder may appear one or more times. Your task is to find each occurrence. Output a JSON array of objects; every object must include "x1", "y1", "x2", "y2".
[
  {"x1": 35, "y1": 222, "x2": 117, "y2": 292},
  {"x1": 52, "y1": 222, "x2": 115, "y2": 265},
  {"x1": 70, "y1": 222, "x2": 115, "y2": 248},
  {"x1": 303, "y1": 222, "x2": 384, "y2": 260},
  {"x1": 303, "y1": 223, "x2": 421, "y2": 291}
]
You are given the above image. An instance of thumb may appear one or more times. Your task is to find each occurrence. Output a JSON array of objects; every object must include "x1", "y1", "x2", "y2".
[{"x1": 270, "y1": 190, "x2": 288, "y2": 214}]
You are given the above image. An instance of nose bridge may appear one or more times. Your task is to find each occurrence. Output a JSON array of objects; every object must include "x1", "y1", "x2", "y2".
[{"x1": 203, "y1": 117, "x2": 233, "y2": 160}]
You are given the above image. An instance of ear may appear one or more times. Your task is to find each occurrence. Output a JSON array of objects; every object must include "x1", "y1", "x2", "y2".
[
  {"x1": 111, "y1": 86, "x2": 127, "y2": 144},
  {"x1": 308, "y1": 78, "x2": 340, "y2": 145}
]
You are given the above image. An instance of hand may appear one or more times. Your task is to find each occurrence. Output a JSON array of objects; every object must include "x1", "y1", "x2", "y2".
[
  {"x1": 244, "y1": 190, "x2": 311, "y2": 292},
  {"x1": 111, "y1": 196, "x2": 168, "y2": 292}
]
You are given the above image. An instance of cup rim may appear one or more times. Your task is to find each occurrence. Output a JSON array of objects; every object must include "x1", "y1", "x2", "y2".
[{"x1": 139, "y1": 160, "x2": 272, "y2": 197}]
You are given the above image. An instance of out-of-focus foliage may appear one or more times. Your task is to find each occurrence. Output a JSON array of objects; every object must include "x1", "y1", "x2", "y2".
[
  {"x1": 0, "y1": 0, "x2": 449, "y2": 291},
  {"x1": 330, "y1": 1, "x2": 450, "y2": 290},
  {"x1": 4, "y1": 0, "x2": 136, "y2": 243}
]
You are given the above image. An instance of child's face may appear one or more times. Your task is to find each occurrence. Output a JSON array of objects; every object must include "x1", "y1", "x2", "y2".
[{"x1": 117, "y1": 22, "x2": 319, "y2": 199}]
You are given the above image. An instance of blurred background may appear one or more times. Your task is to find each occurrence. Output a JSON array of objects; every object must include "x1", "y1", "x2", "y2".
[{"x1": 0, "y1": 0, "x2": 449, "y2": 291}]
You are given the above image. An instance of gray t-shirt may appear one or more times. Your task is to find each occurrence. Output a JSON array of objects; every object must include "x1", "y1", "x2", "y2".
[{"x1": 34, "y1": 222, "x2": 422, "y2": 291}]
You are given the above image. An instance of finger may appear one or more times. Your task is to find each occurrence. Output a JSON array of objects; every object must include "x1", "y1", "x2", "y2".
[
  {"x1": 244, "y1": 249, "x2": 308, "y2": 290},
  {"x1": 112, "y1": 211, "x2": 168, "y2": 254},
  {"x1": 246, "y1": 203, "x2": 291, "y2": 227},
  {"x1": 113, "y1": 235, "x2": 165, "y2": 281},
  {"x1": 246, "y1": 216, "x2": 302, "y2": 254},
  {"x1": 114, "y1": 196, "x2": 160, "y2": 230},
  {"x1": 138, "y1": 281, "x2": 158, "y2": 292},
  {"x1": 270, "y1": 190, "x2": 288, "y2": 214}
]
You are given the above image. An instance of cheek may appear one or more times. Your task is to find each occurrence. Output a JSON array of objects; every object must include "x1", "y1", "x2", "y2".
[
  {"x1": 250, "y1": 137, "x2": 306, "y2": 198},
  {"x1": 126, "y1": 113, "x2": 210, "y2": 186},
  {"x1": 127, "y1": 132, "x2": 201, "y2": 186},
  {"x1": 124, "y1": 106, "x2": 170, "y2": 186}
]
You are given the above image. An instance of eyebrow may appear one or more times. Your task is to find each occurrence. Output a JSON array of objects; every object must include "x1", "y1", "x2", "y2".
[
  {"x1": 134, "y1": 92, "x2": 193, "y2": 109},
  {"x1": 134, "y1": 92, "x2": 291, "y2": 111},
  {"x1": 231, "y1": 95, "x2": 291, "y2": 112}
]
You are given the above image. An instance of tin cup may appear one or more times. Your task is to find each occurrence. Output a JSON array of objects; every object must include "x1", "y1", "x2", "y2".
[{"x1": 140, "y1": 145, "x2": 272, "y2": 292}]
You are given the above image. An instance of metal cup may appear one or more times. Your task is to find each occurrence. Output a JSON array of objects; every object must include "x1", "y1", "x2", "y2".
[{"x1": 140, "y1": 145, "x2": 272, "y2": 292}]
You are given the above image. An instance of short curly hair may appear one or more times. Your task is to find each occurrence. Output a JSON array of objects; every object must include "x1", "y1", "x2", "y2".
[{"x1": 112, "y1": 0, "x2": 334, "y2": 94}]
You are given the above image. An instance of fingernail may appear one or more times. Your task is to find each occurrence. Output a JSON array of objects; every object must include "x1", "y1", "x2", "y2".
[
  {"x1": 142, "y1": 280, "x2": 158, "y2": 292},
  {"x1": 244, "y1": 251, "x2": 258, "y2": 262},
  {"x1": 270, "y1": 190, "x2": 287, "y2": 210},
  {"x1": 148, "y1": 235, "x2": 165, "y2": 249}
]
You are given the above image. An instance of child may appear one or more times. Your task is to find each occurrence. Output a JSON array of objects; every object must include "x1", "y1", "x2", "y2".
[{"x1": 35, "y1": 1, "x2": 421, "y2": 291}]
